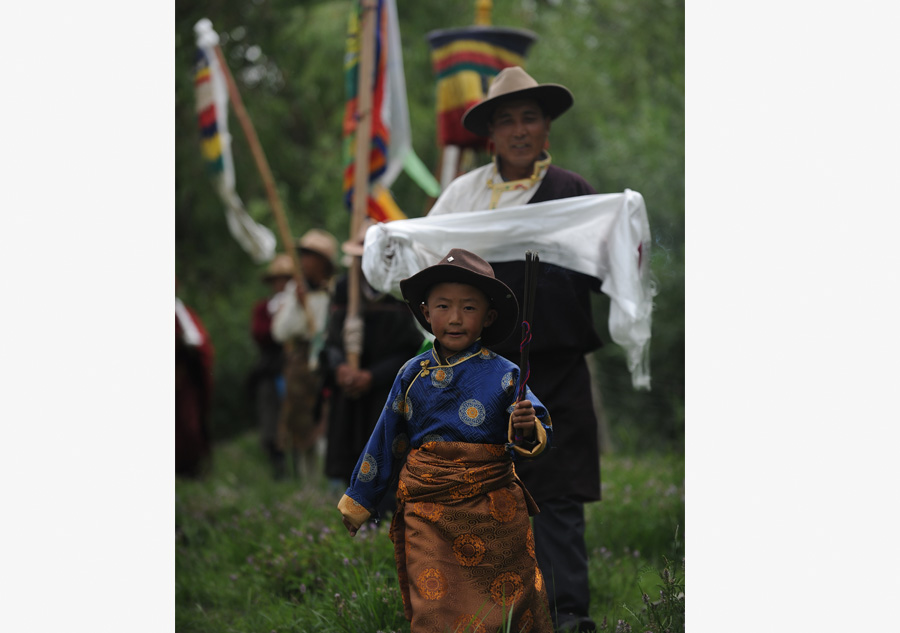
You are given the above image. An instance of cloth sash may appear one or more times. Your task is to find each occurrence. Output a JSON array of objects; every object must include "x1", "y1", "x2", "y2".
[{"x1": 389, "y1": 442, "x2": 552, "y2": 632}]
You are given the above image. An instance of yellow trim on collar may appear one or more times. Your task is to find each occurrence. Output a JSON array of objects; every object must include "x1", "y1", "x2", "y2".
[
  {"x1": 404, "y1": 346, "x2": 485, "y2": 404},
  {"x1": 486, "y1": 153, "x2": 552, "y2": 209}
]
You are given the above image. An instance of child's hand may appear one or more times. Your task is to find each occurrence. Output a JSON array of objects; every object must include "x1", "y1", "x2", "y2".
[
  {"x1": 342, "y1": 516, "x2": 359, "y2": 537},
  {"x1": 512, "y1": 400, "x2": 536, "y2": 440}
]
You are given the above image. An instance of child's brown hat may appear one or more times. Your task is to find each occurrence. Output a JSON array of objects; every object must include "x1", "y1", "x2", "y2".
[{"x1": 400, "y1": 248, "x2": 519, "y2": 347}]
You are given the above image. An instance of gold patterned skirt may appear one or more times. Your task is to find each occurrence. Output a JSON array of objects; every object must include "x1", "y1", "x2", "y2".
[{"x1": 389, "y1": 441, "x2": 553, "y2": 633}]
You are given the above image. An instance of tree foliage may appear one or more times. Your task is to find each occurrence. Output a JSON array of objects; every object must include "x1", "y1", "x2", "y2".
[{"x1": 175, "y1": 0, "x2": 684, "y2": 451}]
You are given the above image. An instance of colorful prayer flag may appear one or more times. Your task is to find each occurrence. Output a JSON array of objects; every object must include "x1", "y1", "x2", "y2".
[
  {"x1": 342, "y1": 0, "x2": 440, "y2": 220},
  {"x1": 368, "y1": 183, "x2": 405, "y2": 223},
  {"x1": 426, "y1": 26, "x2": 537, "y2": 149},
  {"x1": 193, "y1": 18, "x2": 276, "y2": 264}
]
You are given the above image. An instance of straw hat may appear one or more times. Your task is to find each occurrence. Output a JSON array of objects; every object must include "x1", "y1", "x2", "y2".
[
  {"x1": 399, "y1": 249, "x2": 519, "y2": 347},
  {"x1": 262, "y1": 253, "x2": 294, "y2": 281},
  {"x1": 462, "y1": 66, "x2": 574, "y2": 137},
  {"x1": 296, "y1": 229, "x2": 339, "y2": 275}
]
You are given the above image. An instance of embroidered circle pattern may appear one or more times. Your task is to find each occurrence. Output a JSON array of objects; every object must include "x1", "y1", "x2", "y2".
[
  {"x1": 519, "y1": 608, "x2": 535, "y2": 633},
  {"x1": 501, "y1": 371, "x2": 514, "y2": 393},
  {"x1": 430, "y1": 366, "x2": 453, "y2": 388},
  {"x1": 396, "y1": 479, "x2": 409, "y2": 501},
  {"x1": 392, "y1": 433, "x2": 409, "y2": 457},
  {"x1": 412, "y1": 501, "x2": 443, "y2": 522},
  {"x1": 450, "y1": 480, "x2": 483, "y2": 500},
  {"x1": 453, "y1": 534, "x2": 487, "y2": 567},
  {"x1": 422, "y1": 433, "x2": 445, "y2": 444},
  {"x1": 416, "y1": 567, "x2": 448, "y2": 600},
  {"x1": 490, "y1": 571, "x2": 524, "y2": 606},
  {"x1": 459, "y1": 399, "x2": 486, "y2": 427},
  {"x1": 392, "y1": 394, "x2": 413, "y2": 420},
  {"x1": 479, "y1": 347, "x2": 497, "y2": 360},
  {"x1": 526, "y1": 527, "x2": 536, "y2": 559},
  {"x1": 358, "y1": 454, "x2": 377, "y2": 481},
  {"x1": 446, "y1": 350, "x2": 467, "y2": 364},
  {"x1": 489, "y1": 488, "x2": 518, "y2": 522},
  {"x1": 452, "y1": 614, "x2": 487, "y2": 633}
]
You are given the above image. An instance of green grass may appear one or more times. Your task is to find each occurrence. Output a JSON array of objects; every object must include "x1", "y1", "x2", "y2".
[{"x1": 176, "y1": 433, "x2": 684, "y2": 632}]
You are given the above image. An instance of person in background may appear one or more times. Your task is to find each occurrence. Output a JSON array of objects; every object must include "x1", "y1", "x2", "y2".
[
  {"x1": 271, "y1": 229, "x2": 339, "y2": 481},
  {"x1": 248, "y1": 253, "x2": 293, "y2": 479},
  {"x1": 320, "y1": 219, "x2": 423, "y2": 510},
  {"x1": 175, "y1": 283, "x2": 214, "y2": 478},
  {"x1": 427, "y1": 66, "x2": 601, "y2": 633}
]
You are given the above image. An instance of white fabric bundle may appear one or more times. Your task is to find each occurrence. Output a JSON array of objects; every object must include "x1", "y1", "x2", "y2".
[{"x1": 361, "y1": 190, "x2": 656, "y2": 389}]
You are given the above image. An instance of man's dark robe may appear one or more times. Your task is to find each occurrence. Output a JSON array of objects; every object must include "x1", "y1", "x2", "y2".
[{"x1": 489, "y1": 165, "x2": 602, "y2": 503}]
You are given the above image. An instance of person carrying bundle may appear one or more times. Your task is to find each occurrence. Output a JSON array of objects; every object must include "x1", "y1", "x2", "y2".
[
  {"x1": 427, "y1": 66, "x2": 603, "y2": 632},
  {"x1": 271, "y1": 228, "x2": 339, "y2": 481}
]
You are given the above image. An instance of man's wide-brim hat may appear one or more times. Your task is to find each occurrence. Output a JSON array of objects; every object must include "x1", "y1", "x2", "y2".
[
  {"x1": 296, "y1": 229, "x2": 339, "y2": 275},
  {"x1": 400, "y1": 248, "x2": 519, "y2": 347},
  {"x1": 462, "y1": 65, "x2": 574, "y2": 138},
  {"x1": 263, "y1": 253, "x2": 294, "y2": 281}
]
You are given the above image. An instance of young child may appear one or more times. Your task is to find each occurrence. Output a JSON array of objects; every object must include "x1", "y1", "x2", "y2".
[{"x1": 337, "y1": 248, "x2": 554, "y2": 633}]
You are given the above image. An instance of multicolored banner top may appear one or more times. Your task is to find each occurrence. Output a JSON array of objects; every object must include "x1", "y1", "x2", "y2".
[
  {"x1": 193, "y1": 18, "x2": 275, "y2": 264},
  {"x1": 342, "y1": 0, "x2": 440, "y2": 223},
  {"x1": 426, "y1": 26, "x2": 537, "y2": 149},
  {"x1": 194, "y1": 36, "x2": 226, "y2": 179},
  {"x1": 342, "y1": 0, "x2": 391, "y2": 218}
]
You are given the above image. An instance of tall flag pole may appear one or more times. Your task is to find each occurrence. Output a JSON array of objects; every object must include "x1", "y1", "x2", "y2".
[
  {"x1": 345, "y1": 0, "x2": 378, "y2": 370},
  {"x1": 194, "y1": 18, "x2": 314, "y2": 324},
  {"x1": 425, "y1": 1, "x2": 537, "y2": 187},
  {"x1": 192, "y1": 18, "x2": 276, "y2": 265},
  {"x1": 342, "y1": 0, "x2": 441, "y2": 367},
  {"x1": 342, "y1": 0, "x2": 441, "y2": 224}
]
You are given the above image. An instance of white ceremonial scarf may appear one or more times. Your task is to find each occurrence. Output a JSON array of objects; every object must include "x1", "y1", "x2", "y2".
[
  {"x1": 175, "y1": 297, "x2": 204, "y2": 348},
  {"x1": 361, "y1": 190, "x2": 656, "y2": 389}
]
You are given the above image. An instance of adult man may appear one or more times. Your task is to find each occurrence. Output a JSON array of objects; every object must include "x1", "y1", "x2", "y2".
[
  {"x1": 320, "y1": 221, "x2": 423, "y2": 503},
  {"x1": 271, "y1": 228, "x2": 339, "y2": 481},
  {"x1": 428, "y1": 66, "x2": 601, "y2": 633}
]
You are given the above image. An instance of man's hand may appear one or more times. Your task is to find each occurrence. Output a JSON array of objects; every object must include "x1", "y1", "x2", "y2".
[
  {"x1": 336, "y1": 364, "x2": 373, "y2": 399},
  {"x1": 511, "y1": 399, "x2": 536, "y2": 440}
]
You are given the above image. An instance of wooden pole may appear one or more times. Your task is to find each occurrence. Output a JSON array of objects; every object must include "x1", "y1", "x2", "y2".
[
  {"x1": 213, "y1": 45, "x2": 312, "y2": 320},
  {"x1": 346, "y1": 0, "x2": 378, "y2": 370},
  {"x1": 475, "y1": 0, "x2": 492, "y2": 25}
]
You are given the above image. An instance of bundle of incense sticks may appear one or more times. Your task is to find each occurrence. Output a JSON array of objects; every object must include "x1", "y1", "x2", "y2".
[{"x1": 515, "y1": 251, "x2": 539, "y2": 440}]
